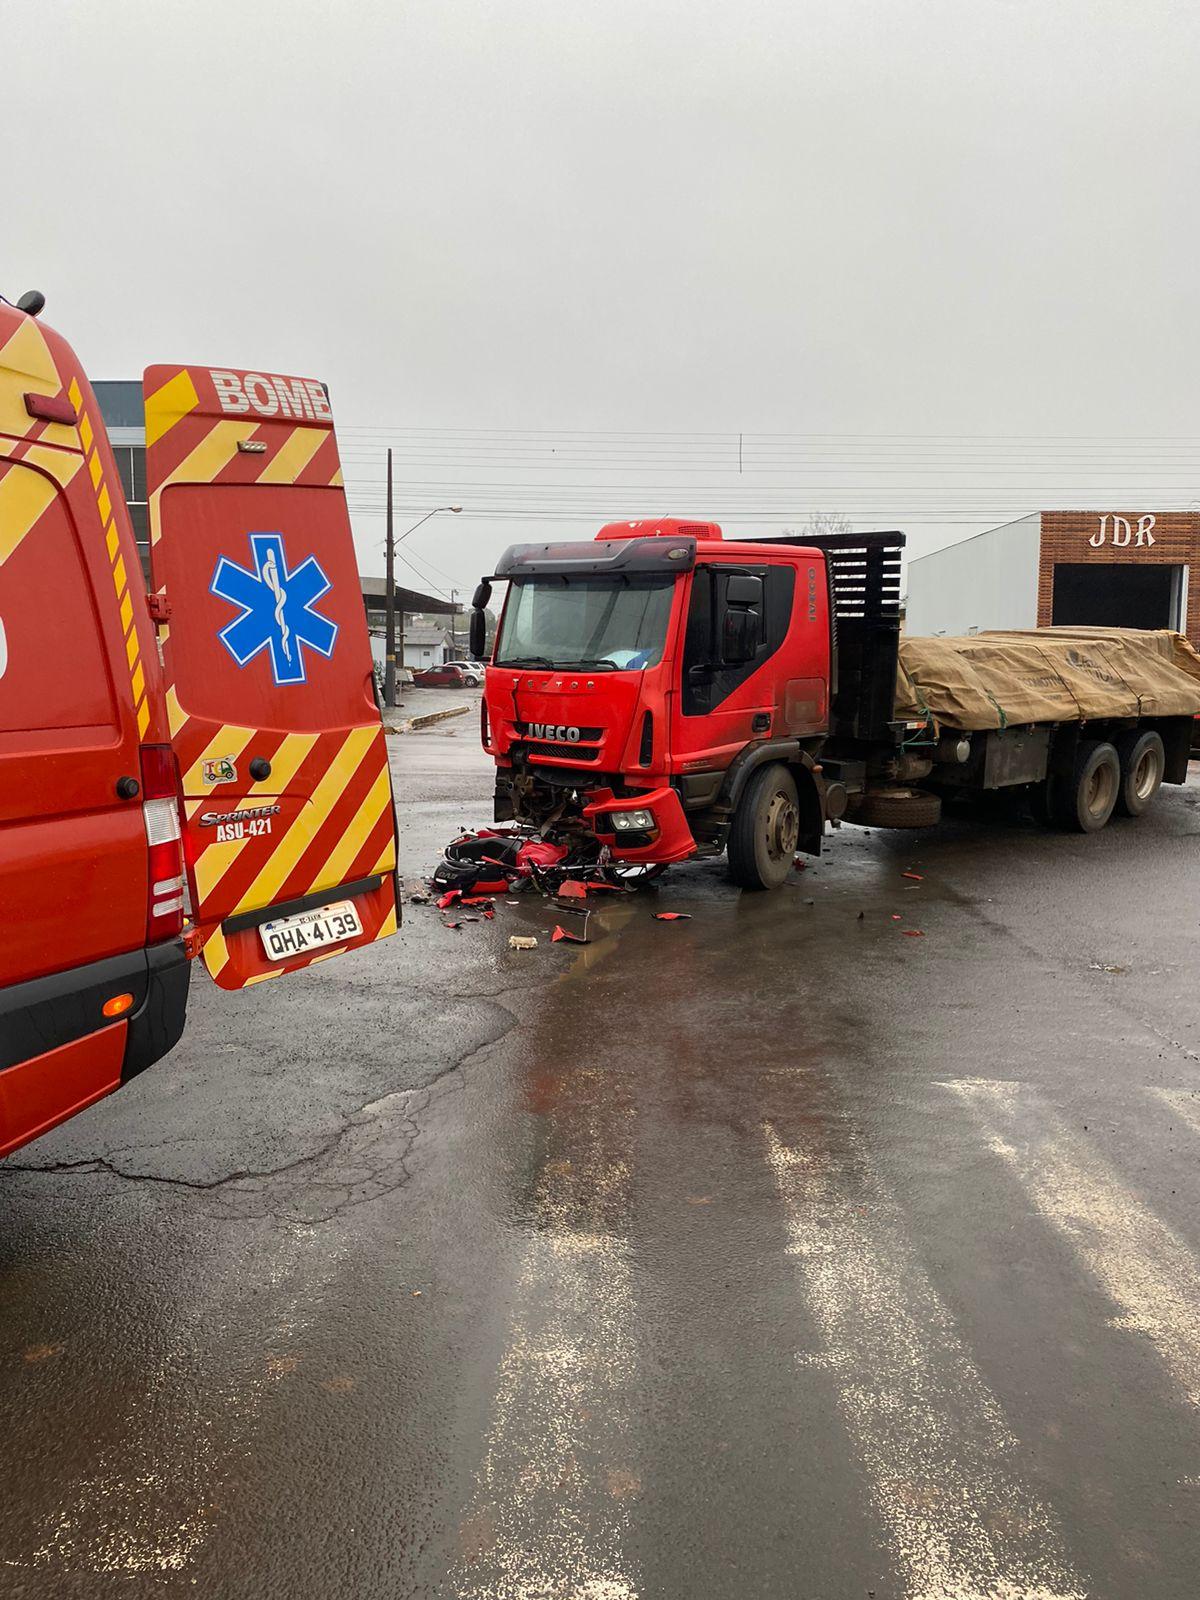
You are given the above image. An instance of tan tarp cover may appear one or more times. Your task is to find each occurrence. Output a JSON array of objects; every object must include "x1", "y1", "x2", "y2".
[{"x1": 895, "y1": 627, "x2": 1200, "y2": 731}]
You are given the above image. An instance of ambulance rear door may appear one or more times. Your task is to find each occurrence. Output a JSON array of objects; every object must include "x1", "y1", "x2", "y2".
[{"x1": 144, "y1": 363, "x2": 399, "y2": 991}]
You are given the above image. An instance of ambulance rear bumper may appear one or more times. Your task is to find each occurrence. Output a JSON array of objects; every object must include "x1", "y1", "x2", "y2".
[{"x1": 0, "y1": 938, "x2": 190, "y2": 1082}]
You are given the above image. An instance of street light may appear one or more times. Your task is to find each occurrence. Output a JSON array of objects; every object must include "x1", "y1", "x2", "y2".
[{"x1": 383, "y1": 462, "x2": 463, "y2": 708}]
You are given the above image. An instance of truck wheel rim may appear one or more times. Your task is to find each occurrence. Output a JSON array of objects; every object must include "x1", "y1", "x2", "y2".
[
  {"x1": 1085, "y1": 763, "x2": 1117, "y2": 818},
  {"x1": 764, "y1": 790, "x2": 799, "y2": 861},
  {"x1": 1133, "y1": 749, "x2": 1161, "y2": 801}
]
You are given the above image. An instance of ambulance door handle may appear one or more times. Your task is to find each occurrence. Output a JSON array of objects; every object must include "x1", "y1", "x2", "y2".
[
  {"x1": 116, "y1": 776, "x2": 141, "y2": 800},
  {"x1": 249, "y1": 757, "x2": 272, "y2": 781}
]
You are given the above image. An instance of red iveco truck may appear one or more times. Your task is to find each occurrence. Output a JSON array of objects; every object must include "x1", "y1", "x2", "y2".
[
  {"x1": 0, "y1": 293, "x2": 399, "y2": 1156},
  {"x1": 470, "y1": 518, "x2": 1199, "y2": 890}
]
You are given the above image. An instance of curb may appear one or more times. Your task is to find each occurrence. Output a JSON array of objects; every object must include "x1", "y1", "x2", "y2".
[{"x1": 389, "y1": 703, "x2": 471, "y2": 734}]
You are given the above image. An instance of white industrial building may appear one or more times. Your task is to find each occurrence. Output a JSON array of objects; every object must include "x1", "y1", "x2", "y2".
[{"x1": 907, "y1": 510, "x2": 1199, "y2": 647}]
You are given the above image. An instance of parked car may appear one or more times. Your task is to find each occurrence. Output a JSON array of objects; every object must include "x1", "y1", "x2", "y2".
[{"x1": 412, "y1": 662, "x2": 481, "y2": 687}]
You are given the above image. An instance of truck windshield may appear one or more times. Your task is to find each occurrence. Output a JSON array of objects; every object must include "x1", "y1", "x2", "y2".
[{"x1": 495, "y1": 577, "x2": 675, "y2": 670}]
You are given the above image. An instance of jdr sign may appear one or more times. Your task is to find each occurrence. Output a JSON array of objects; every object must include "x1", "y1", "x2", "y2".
[{"x1": 1089, "y1": 514, "x2": 1156, "y2": 548}]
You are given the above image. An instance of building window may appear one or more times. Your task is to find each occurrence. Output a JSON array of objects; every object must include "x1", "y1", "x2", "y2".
[{"x1": 108, "y1": 445, "x2": 149, "y2": 584}]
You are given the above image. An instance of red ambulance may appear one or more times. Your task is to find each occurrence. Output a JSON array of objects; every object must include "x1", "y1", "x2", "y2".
[{"x1": 0, "y1": 294, "x2": 399, "y2": 1157}]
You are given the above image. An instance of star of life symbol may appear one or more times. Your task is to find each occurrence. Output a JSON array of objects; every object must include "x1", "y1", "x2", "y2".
[{"x1": 211, "y1": 532, "x2": 337, "y2": 686}]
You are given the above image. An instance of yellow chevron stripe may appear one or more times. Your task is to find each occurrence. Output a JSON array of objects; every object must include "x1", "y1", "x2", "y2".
[
  {"x1": 113, "y1": 552, "x2": 127, "y2": 595},
  {"x1": 0, "y1": 318, "x2": 67, "y2": 446},
  {"x1": 0, "y1": 462, "x2": 57, "y2": 566},
  {"x1": 165, "y1": 686, "x2": 187, "y2": 738},
  {"x1": 192, "y1": 733, "x2": 319, "y2": 901},
  {"x1": 125, "y1": 627, "x2": 139, "y2": 668},
  {"x1": 256, "y1": 424, "x2": 325, "y2": 485},
  {"x1": 131, "y1": 660, "x2": 146, "y2": 703},
  {"x1": 136, "y1": 699, "x2": 151, "y2": 737},
  {"x1": 105, "y1": 519, "x2": 120, "y2": 559},
  {"x1": 202, "y1": 924, "x2": 230, "y2": 981},
  {"x1": 378, "y1": 903, "x2": 399, "y2": 938},
  {"x1": 79, "y1": 411, "x2": 94, "y2": 452},
  {"x1": 369, "y1": 834, "x2": 398, "y2": 874},
  {"x1": 231, "y1": 727, "x2": 377, "y2": 915},
  {"x1": 148, "y1": 418, "x2": 261, "y2": 544},
  {"x1": 329, "y1": 467, "x2": 344, "y2": 488},
  {"x1": 159, "y1": 418, "x2": 260, "y2": 490},
  {"x1": 18, "y1": 444, "x2": 84, "y2": 487},
  {"x1": 244, "y1": 967, "x2": 286, "y2": 986},
  {"x1": 144, "y1": 369, "x2": 200, "y2": 448},
  {"x1": 311, "y1": 763, "x2": 393, "y2": 892},
  {"x1": 87, "y1": 449, "x2": 102, "y2": 489}
]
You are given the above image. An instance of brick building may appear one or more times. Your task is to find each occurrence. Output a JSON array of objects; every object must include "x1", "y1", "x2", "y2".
[{"x1": 906, "y1": 511, "x2": 1200, "y2": 648}]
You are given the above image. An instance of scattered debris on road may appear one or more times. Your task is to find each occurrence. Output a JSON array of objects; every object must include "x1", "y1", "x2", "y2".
[{"x1": 509, "y1": 935, "x2": 539, "y2": 951}]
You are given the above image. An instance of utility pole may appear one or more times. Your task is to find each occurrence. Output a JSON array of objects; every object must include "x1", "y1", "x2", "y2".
[
  {"x1": 382, "y1": 503, "x2": 462, "y2": 694},
  {"x1": 383, "y1": 448, "x2": 397, "y2": 707},
  {"x1": 450, "y1": 588, "x2": 458, "y2": 659}
]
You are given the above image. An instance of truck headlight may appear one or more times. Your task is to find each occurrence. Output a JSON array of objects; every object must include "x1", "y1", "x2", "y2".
[{"x1": 612, "y1": 809, "x2": 655, "y2": 831}]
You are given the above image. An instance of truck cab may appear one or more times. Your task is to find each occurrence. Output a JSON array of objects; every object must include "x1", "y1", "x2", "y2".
[{"x1": 476, "y1": 518, "x2": 903, "y2": 888}]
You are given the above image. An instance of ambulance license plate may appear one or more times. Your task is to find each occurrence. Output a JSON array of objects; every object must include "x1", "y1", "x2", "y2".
[{"x1": 259, "y1": 900, "x2": 363, "y2": 959}]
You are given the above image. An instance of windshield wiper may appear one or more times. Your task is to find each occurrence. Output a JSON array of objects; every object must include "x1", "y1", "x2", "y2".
[
  {"x1": 562, "y1": 657, "x2": 620, "y2": 671},
  {"x1": 496, "y1": 655, "x2": 555, "y2": 669}
]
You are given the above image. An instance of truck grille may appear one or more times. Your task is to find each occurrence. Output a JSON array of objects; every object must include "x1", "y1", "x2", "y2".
[{"x1": 517, "y1": 741, "x2": 601, "y2": 763}]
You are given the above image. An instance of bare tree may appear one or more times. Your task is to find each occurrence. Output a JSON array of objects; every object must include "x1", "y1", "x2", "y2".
[{"x1": 784, "y1": 512, "x2": 854, "y2": 540}]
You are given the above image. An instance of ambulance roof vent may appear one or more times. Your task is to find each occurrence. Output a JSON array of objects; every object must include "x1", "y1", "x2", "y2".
[
  {"x1": 595, "y1": 517, "x2": 722, "y2": 543},
  {"x1": 16, "y1": 290, "x2": 45, "y2": 318}
]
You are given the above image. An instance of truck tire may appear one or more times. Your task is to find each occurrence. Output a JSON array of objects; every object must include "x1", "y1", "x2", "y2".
[
  {"x1": 727, "y1": 763, "x2": 800, "y2": 890},
  {"x1": 1052, "y1": 739, "x2": 1120, "y2": 832},
  {"x1": 856, "y1": 787, "x2": 942, "y2": 829},
  {"x1": 1114, "y1": 729, "x2": 1165, "y2": 818}
]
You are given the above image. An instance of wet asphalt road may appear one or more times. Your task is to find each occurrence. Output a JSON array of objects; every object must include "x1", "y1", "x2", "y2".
[{"x1": 3, "y1": 691, "x2": 1200, "y2": 1599}]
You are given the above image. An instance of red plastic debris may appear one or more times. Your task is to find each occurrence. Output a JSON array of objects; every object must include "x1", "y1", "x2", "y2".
[
  {"x1": 516, "y1": 839, "x2": 569, "y2": 871},
  {"x1": 901, "y1": 929, "x2": 925, "y2": 938},
  {"x1": 481, "y1": 908, "x2": 495, "y2": 920},
  {"x1": 551, "y1": 923, "x2": 588, "y2": 944},
  {"x1": 460, "y1": 895, "x2": 496, "y2": 907},
  {"x1": 891, "y1": 914, "x2": 901, "y2": 921},
  {"x1": 902, "y1": 871, "x2": 923, "y2": 882},
  {"x1": 557, "y1": 879, "x2": 589, "y2": 900},
  {"x1": 444, "y1": 920, "x2": 463, "y2": 931},
  {"x1": 653, "y1": 912, "x2": 692, "y2": 921},
  {"x1": 437, "y1": 890, "x2": 461, "y2": 909},
  {"x1": 792, "y1": 857, "x2": 807, "y2": 870}
]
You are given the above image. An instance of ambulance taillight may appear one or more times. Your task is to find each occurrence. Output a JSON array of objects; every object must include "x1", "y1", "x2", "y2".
[{"x1": 139, "y1": 744, "x2": 186, "y2": 942}]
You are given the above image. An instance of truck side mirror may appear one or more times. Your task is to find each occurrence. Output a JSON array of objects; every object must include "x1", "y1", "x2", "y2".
[
  {"x1": 469, "y1": 608, "x2": 487, "y2": 660},
  {"x1": 722, "y1": 606, "x2": 759, "y2": 665},
  {"x1": 471, "y1": 580, "x2": 492, "y2": 610},
  {"x1": 720, "y1": 572, "x2": 762, "y2": 664},
  {"x1": 725, "y1": 573, "x2": 762, "y2": 607}
]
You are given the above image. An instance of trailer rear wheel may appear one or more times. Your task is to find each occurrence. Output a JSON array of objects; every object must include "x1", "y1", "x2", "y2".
[
  {"x1": 727, "y1": 763, "x2": 799, "y2": 890},
  {"x1": 1053, "y1": 739, "x2": 1120, "y2": 832},
  {"x1": 1114, "y1": 730, "x2": 1165, "y2": 818}
]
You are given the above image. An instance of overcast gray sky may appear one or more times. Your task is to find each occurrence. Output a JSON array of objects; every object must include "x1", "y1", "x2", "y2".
[{"x1": 7, "y1": 0, "x2": 1199, "y2": 603}]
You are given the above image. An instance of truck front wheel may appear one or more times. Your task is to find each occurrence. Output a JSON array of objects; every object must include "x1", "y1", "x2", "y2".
[
  {"x1": 1114, "y1": 730, "x2": 1165, "y2": 818},
  {"x1": 1052, "y1": 739, "x2": 1121, "y2": 832},
  {"x1": 727, "y1": 763, "x2": 800, "y2": 890}
]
